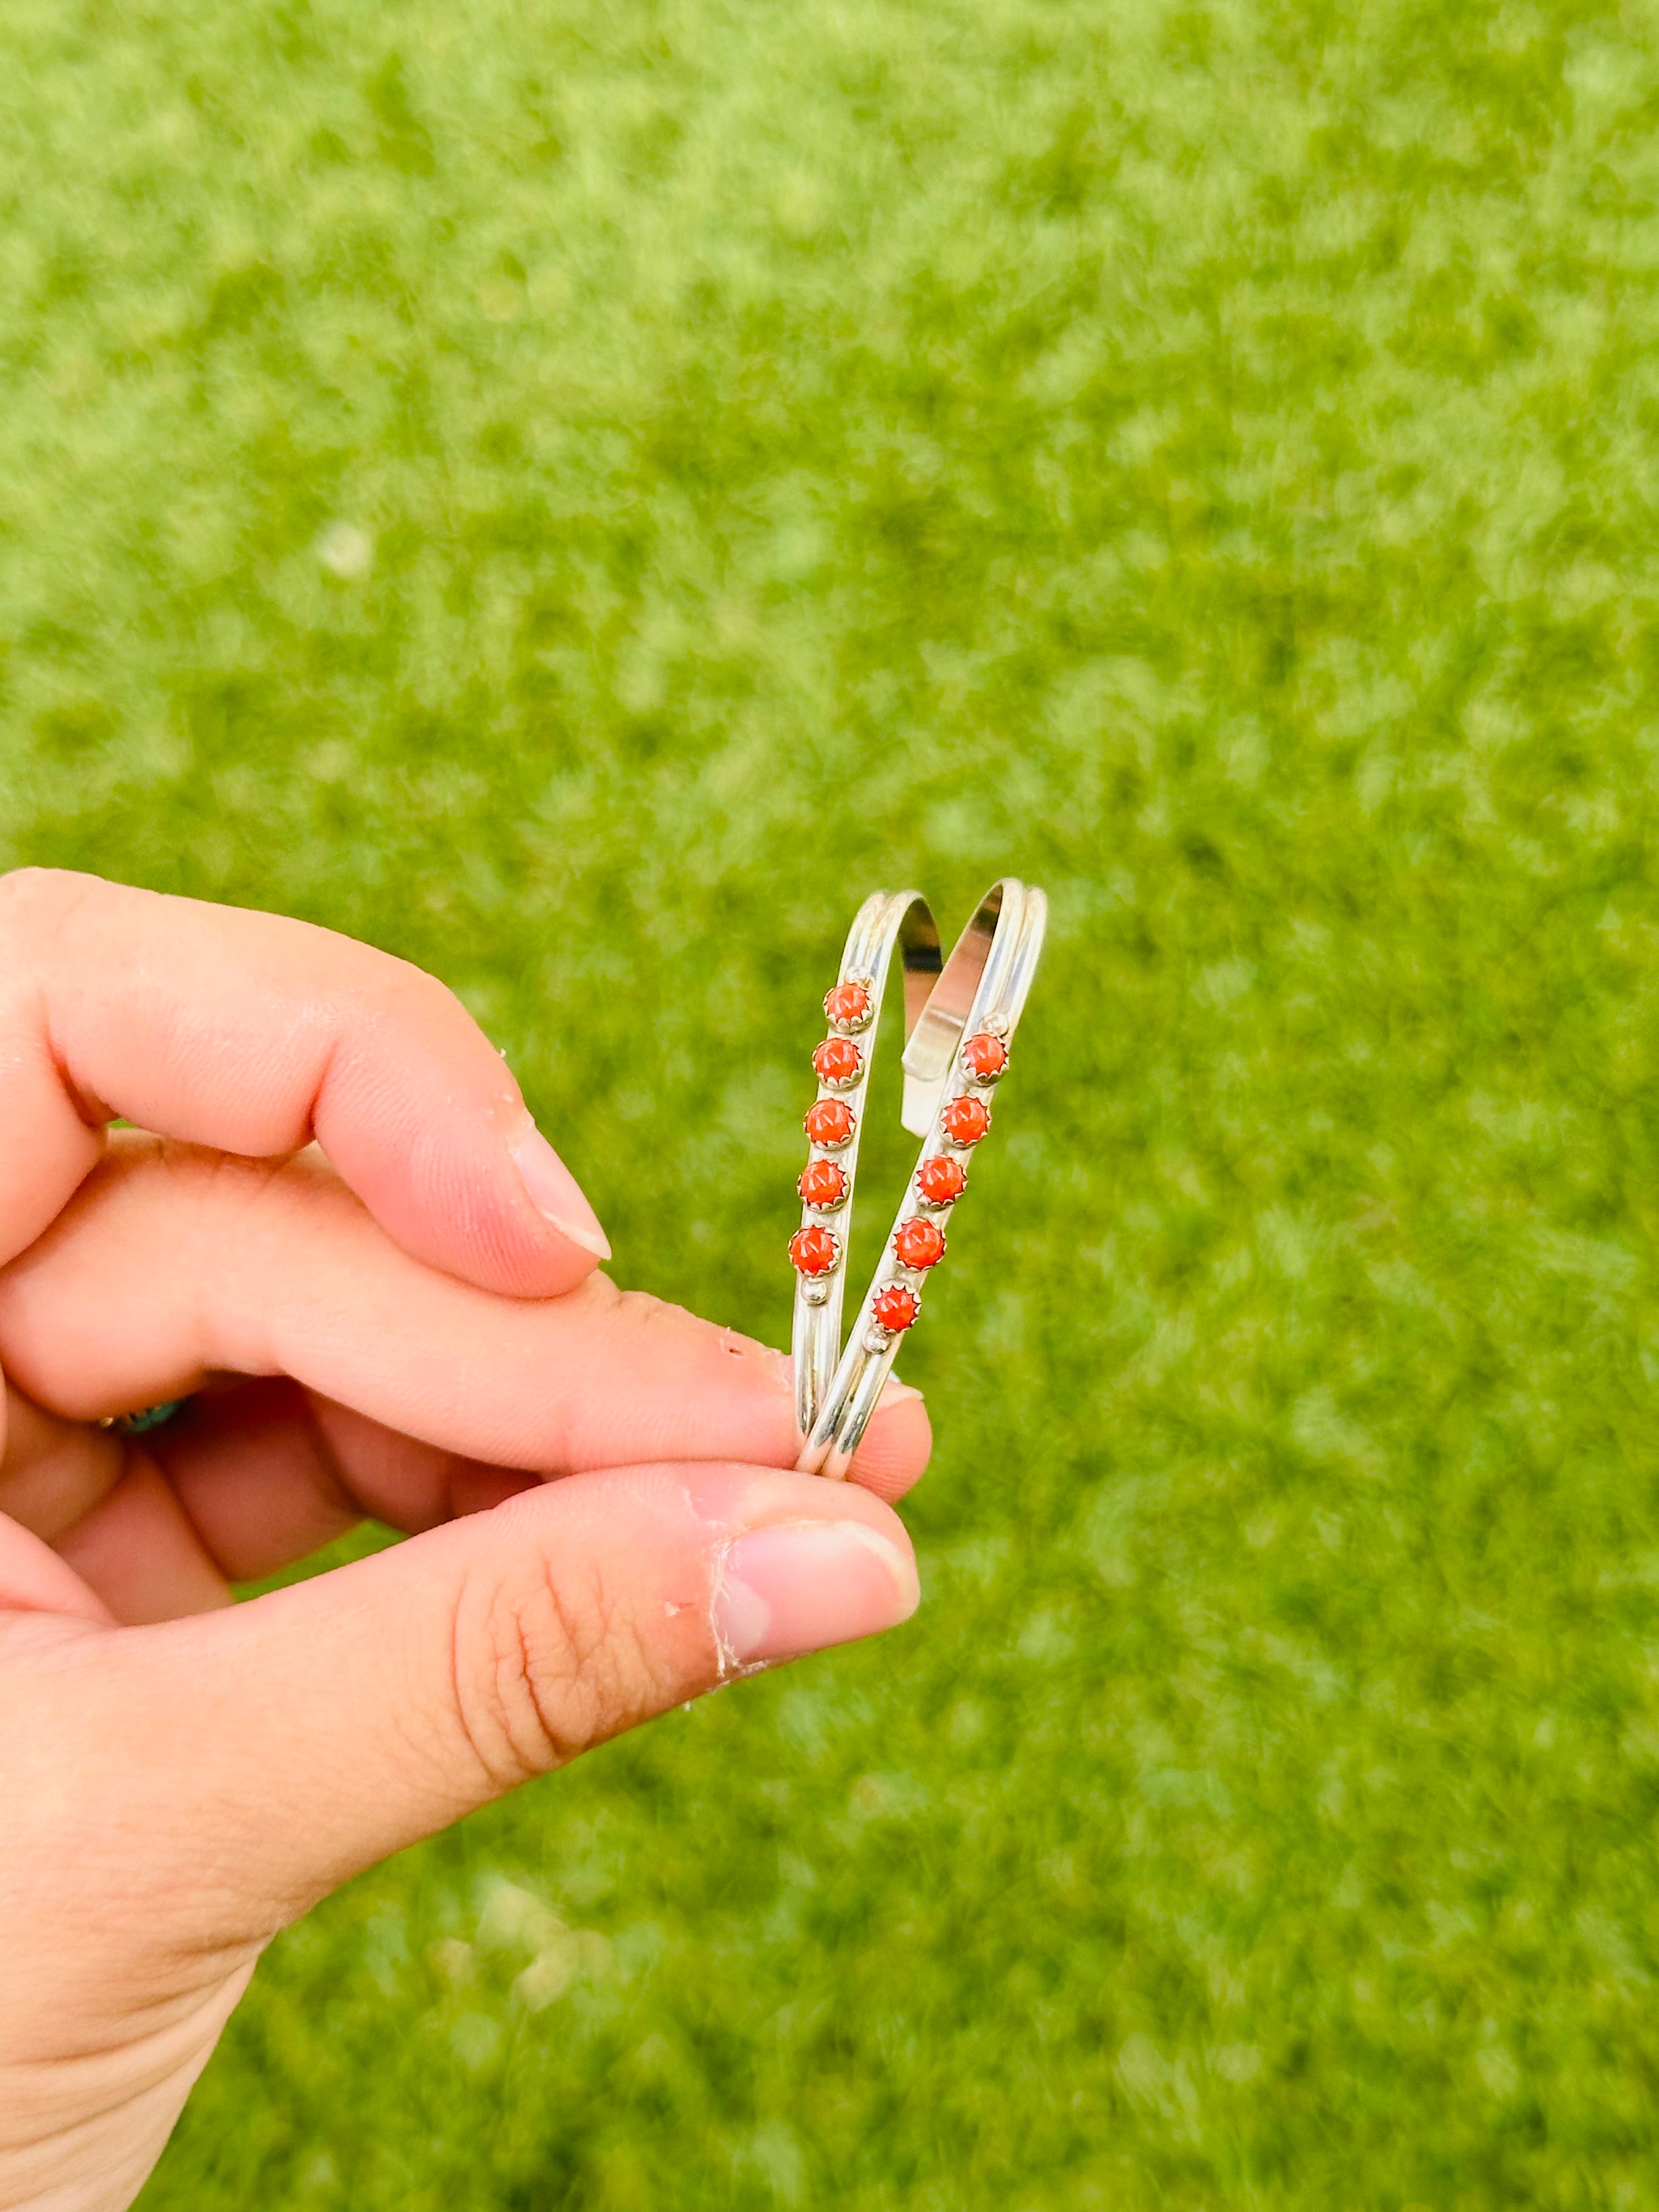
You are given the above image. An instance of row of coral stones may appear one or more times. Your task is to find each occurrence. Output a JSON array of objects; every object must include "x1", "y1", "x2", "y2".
[
  {"x1": 808, "y1": 1029, "x2": 1009, "y2": 1102},
  {"x1": 789, "y1": 979, "x2": 1011, "y2": 1332}
]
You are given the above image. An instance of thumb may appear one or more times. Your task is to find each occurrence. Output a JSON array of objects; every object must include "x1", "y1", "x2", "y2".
[{"x1": 105, "y1": 1465, "x2": 919, "y2": 1925}]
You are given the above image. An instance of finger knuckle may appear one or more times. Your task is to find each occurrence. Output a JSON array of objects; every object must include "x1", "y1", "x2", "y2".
[
  {"x1": 447, "y1": 1555, "x2": 643, "y2": 1791},
  {"x1": 359, "y1": 946, "x2": 484, "y2": 1043}
]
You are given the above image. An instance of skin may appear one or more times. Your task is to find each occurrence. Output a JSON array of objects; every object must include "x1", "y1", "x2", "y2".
[{"x1": 0, "y1": 869, "x2": 932, "y2": 2212}]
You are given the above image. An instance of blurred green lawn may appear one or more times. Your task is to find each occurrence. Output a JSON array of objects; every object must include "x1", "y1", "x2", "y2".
[{"x1": 7, "y1": 0, "x2": 1659, "y2": 2200}]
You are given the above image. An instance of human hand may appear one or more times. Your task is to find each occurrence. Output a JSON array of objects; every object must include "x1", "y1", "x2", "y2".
[{"x1": 0, "y1": 870, "x2": 930, "y2": 2212}]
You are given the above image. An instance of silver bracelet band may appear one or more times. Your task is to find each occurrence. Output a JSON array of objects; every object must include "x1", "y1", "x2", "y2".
[
  {"x1": 789, "y1": 889, "x2": 943, "y2": 1444},
  {"x1": 791, "y1": 878, "x2": 1048, "y2": 1480}
]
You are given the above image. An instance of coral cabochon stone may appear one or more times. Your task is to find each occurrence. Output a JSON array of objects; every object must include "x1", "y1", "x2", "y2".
[
  {"x1": 823, "y1": 981, "x2": 872, "y2": 1029},
  {"x1": 812, "y1": 1036, "x2": 864, "y2": 1086},
  {"x1": 962, "y1": 1031, "x2": 1009, "y2": 1080},
  {"x1": 916, "y1": 1154, "x2": 967, "y2": 1205},
  {"x1": 798, "y1": 1158, "x2": 848, "y2": 1207},
  {"x1": 872, "y1": 1283, "x2": 921, "y2": 1332},
  {"x1": 942, "y1": 1093, "x2": 992, "y2": 1145},
  {"x1": 789, "y1": 1224, "x2": 840, "y2": 1276},
  {"x1": 803, "y1": 1098, "x2": 856, "y2": 1146},
  {"x1": 893, "y1": 1216, "x2": 946, "y2": 1270}
]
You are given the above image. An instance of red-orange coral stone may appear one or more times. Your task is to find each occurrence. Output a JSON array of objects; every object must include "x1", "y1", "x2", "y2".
[
  {"x1": 962, "y1": 1032, "x2": 1009, "y2": 1080},
  {"x1": 916, "y1": 1154, "x2": 967, "y2": 1206},
  {"x1": 789, "y1": 1224, "x2": 840, "y2": 1276},
  {"x1": 812, "y1": 1036, "x2": 862, "y2": 1086},
  {"x1": 823, "y1": 981, "x2": 872, "y2": 1029},
  {"x1": 803, "y1": 1098, "x2": 855, "y2": 1146},
  {"x1": 872, "y1": 1283, "x2": 921, "y2": 1332},
  {"x1": 798, "y1": 1159, "x2": 848, "y2": 1208},
  {"x1": 942, "y1": 1093, "x2": 992, "y2": 1145},
  {"x1": 894, "y1": 1217, "x2": 946, "y2": 1270}
]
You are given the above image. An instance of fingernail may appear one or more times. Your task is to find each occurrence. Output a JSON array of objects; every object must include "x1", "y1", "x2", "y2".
[
  {"x1": 716, "y1": 1520, "x2": 920, "y2": 1664},
  {"x1": 875, "y1": 1376, "x2": 925, "y2": 1411},
  {"x1": 510, "y1": 1125, "x2": 612, "y2": 1260}
]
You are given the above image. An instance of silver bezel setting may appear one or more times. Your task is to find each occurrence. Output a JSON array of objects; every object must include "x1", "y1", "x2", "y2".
[
  {"x1": 812, "y1": 1041, "x2": 865, "y2": 1090},
  {"x1": 803, "y1": 1106, "x2": 856, "y2": 1150},
  {"x1": 913, "y1": 1159, "x2": 967, "y2": 1211},
  {"x1": 961, "y1": 1034, "x2": 1009, "y2": 1084},
  {"x1": 824, "y1": 974, "x2": 877, "y2": 1034}
]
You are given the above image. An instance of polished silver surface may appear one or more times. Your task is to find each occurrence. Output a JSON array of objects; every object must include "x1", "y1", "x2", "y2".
[{"x1": 793, "y1": 877, "x2": 1048, "y2": 1480}]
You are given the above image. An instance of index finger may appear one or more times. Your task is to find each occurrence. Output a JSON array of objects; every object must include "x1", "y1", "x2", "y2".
[{"x1": 0, "y1": 869, "x2": 608, "y2": 1296}]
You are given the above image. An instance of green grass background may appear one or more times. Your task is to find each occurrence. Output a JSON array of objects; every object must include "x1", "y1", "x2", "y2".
[{"x1": 5, "y1": 0, "x2": 1659, "y2": 2200}]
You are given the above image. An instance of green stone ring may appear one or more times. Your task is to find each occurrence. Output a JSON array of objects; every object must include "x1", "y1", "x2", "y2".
[{"x1": 99, "y1": 1400, "x2": 189, "y2": 1436}]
